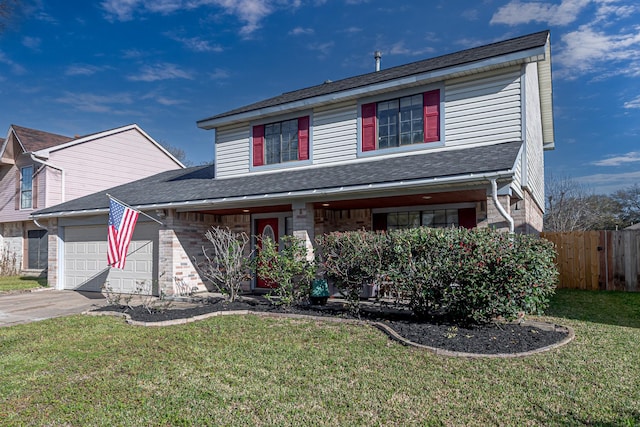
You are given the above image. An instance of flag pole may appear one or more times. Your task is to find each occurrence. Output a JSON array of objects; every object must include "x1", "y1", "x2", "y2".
[{"x1": 106, "y1": 193, "x2": 164, "y2": 225}]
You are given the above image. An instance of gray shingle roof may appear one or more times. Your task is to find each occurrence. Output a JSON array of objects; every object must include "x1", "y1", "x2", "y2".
[
  {"x1": 197, "y1": 31, "x2": 549, "y2": 125},
  {"x1": 33, "y1": 142, "x2": 522, "y2": 217},
  {"x1": 11, "y1": 125, "x2": 73, "y2": 152}
]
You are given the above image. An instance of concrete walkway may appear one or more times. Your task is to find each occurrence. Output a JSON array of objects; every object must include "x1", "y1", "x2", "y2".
[{"x1": 0, "y1": 289, "x2": 107, "y2": 327}]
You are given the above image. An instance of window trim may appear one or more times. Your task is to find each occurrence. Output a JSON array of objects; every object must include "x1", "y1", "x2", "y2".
[
  {"x1": 357, "y1": 83, "x2": 444, "y2": 157},
  {"x1": 20, "y1": 165, "x2": 34, "y2": 210},
  {"x1": 250, "y1": 111, "x2": 313, "y2": 171}
]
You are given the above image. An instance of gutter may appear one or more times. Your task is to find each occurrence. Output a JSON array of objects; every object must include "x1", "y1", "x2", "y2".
[
  {"x1": 31, "y1": 169, "x2": 515, "y2": 219},
  {"x1": 491, "y1": 178, "x2": 514, "y2": 233},
  {"x1": 29, "y1": 153, "x2": 65, "y2": 203}
]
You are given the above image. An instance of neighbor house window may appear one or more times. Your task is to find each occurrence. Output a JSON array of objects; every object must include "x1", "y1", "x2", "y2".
[
  {"x1": 362, "y1": 89, "x2": 440, "y2": 152},
  {"x1": 20, "y1": 166, "x2": 33, "y2": 209},
  {"x1": 253, "y1": 116, "x2": 309, "y2": 166}
]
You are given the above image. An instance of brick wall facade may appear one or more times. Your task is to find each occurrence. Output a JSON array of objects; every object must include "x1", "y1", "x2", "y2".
[
  {"x1": 158, "y1": 210, "x2": 251, "y2": 296},
  {"x1": 511, "y1": 190, "x2": 544, "y2": 234}
]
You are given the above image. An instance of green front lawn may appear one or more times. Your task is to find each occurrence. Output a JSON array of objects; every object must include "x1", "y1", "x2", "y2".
[
  {"x1": 0, "y1": 275, "x2": 48, "y2": 293},
  {"x1": 1, "y1": 289, "x2": 639, "y2": 426}
]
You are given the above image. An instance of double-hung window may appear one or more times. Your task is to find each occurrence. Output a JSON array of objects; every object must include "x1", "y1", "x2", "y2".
[
  {"x1": 20, "y1": 166, "x2": 33, "y2": 209},
  {"x1": 362, "y1": 89, "x2": 440, "y2": 152},
  {"x1": 253, "y1": 116, "x2": 309, "y2": 167}
]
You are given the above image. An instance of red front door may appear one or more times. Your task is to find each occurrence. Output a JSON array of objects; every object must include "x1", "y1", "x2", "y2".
[{"x1": 256, "y1": 218, "x2": 279, "y2": 288}]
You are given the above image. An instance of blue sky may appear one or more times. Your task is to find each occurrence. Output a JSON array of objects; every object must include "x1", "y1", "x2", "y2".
[{"x1": 0, "y1": 0, "x2": 638, "y2": 194}]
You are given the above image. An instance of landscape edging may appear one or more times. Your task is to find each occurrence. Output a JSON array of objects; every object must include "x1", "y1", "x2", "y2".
[{"x1": 84, "y1": 309, "x2": 575, "y2": 358}]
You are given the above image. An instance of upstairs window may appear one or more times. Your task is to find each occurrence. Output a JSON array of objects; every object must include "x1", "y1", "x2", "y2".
[
  {"x1": 253, "y1": 116, "x2": 309, "y2": 166},
  {"x1": 20, "y1": 166, "x2": 33, "y2": 209},
  {"x1": 362, "y1": 89, "x2": 440, "y2": 152}
]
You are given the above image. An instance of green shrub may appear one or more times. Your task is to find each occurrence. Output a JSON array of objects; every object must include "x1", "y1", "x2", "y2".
[
  {"x1": 387, "y1": 227, "x2": 558, "y2": 323},
  {"x1": 318, "y1": 227, "x2": 558, "y2": 323},
  {"x1": 315, "y1": 230, "x2": 389, "y2": 316},
  {"x1": 256, "y1": 235, "x2": 316, "y2": 307}
]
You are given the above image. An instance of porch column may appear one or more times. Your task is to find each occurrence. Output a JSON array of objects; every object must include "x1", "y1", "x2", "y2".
[
  {"x1": 292, "y1": 202, "x2": 315, "y2": 261},
  {"x1": 157, "y1": 208, "x2": 177, "y2": 296}
]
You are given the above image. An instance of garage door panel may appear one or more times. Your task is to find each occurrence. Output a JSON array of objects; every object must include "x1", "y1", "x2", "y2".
[{"x1": 63, "y1": 223, "x2": 158, "y2": 294}]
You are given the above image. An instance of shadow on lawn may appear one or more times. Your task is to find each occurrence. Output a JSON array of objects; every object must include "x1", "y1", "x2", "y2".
[
  {"x1": 533, "y1": 405, "x2": 639, "y2": 426},
  {"x1": 546, "y1": 289, "x2": 640, "y2": 329}
]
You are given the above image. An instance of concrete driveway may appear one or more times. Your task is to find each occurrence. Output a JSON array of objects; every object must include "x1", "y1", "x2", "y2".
[{"x1": 0, "y1": 289, "x2": 106, "y2": 327}]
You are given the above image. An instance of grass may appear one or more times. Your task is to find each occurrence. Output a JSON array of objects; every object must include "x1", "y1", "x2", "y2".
[
  {"x1": 0, "y1": 275, "x2": 48, "y2": 293},
  {"x1": 0, "y1": 289, "x2": 639, "y2": 426}
]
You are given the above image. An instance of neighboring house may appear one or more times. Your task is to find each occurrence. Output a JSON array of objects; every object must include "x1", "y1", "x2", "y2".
[
  {"x1": 0, "y1": 124, "x2": 184, "y2": 275},
  {"x1": 32, "y1": 30, "x2": 555, "y2": 296}
]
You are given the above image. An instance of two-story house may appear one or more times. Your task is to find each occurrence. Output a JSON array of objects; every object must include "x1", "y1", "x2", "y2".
[
  {"x1": 0, "y1": 124, "x2": 184, "y2": 276},
  {"x1": 32, "y1": 30, "x2": 554, "y2": 296}
]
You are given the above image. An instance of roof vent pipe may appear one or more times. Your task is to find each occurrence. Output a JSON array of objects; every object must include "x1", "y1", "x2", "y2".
[{"x1": 374, "y1": 50, "x2": 382, "y2": 72}]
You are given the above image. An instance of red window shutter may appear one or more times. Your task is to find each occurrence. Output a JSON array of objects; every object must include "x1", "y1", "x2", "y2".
[
  {"x1": 252, "y1": 125, "x2": 265, "y2": 167},
  {"x1": 361, "y1": 102, "x2": 377, "y2": 151},
  {"x1": 423, "y1": 90, "x2": 440, "y2": 142},
  {"x1": 298, "y1": 116, "x2": 309, "y2": 160}
]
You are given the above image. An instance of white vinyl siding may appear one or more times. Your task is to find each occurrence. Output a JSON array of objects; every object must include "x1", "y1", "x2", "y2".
[
  {"x1": 313, "y1": 102, "x2": 358, "y2": 165},
  {"x1": 215, "y1": 125, "x2": 250, "y2": 178},
  {"x1": 524, "y1": 62, "x2": 545, "y2": 210},
  {"x1": 445, "y1": 69, "x2": 522, "y2": 146}
]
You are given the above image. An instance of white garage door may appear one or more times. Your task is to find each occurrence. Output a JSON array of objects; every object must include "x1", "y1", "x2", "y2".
[{"x1": 63, "y1": 222, "x2": 158, "y2": 294}]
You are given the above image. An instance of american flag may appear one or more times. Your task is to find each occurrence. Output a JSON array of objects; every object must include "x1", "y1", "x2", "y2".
[{"x1": 107, "y1": 198, "x2": 139, "y2": 269}]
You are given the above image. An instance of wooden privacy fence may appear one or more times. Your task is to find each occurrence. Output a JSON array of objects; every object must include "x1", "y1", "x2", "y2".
[{"x1": 540, "y1": 231, "x2": 640, "y2": 292}]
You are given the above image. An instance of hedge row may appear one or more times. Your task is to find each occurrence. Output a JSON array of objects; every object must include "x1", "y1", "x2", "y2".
[{"x1": 316, "y1": 227, "x2": 558, "y2": 323}]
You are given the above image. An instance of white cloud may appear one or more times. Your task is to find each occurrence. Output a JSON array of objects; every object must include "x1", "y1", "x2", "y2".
[
  {"x1": 576, "y1": 170, "x2": 640, "y2": 193},
  {"x1": 101, "y1": 0, "x2": 281, "y2": 36},
  {"x1": 165, "y1": 33, "x2": 224, "y2": 52},
  {"x1": 490, "y1": 0, "x2": 591, "y2": 26},
  {"x1": 555, "y1": 26, "x2": 640, "y2": 79},
  {"x1": 56, "y1": 91, "x2": 134, "y2": 113},
  {"x1": 65, "y1": 64, "x2": 103, "y2": 76},
  {"x1": 462, "y1": 8, "x2": 479, "y2": 21},
  {"x1": 388, "y1": 41, "x2": 435, "y2": 57},
  {"x1": 592, "y1": 152, "x2": 640, "y2": 166},
  {"x1": 308, "y1": 41, "x2": 334, "y2": 57},
  {"x1": 289, "y1": 27, "x2": 314, "y2": 36},
  {"x1": 341, "y1": 26, "x2": 362, "y2": 34},
  {"x1": 22, "y1": 37, "x2": 41, "y2": 50},
  {"x1": 624, "y1": 96, "x2": 640, "y2": 109},
  {"x1": 210, "y1": 68, "x2": 230, "y2": 80},
  {"x1": 491, "y1": 1, "x2": 640, "y2": 80},
  {"x1": 127, "y1": 63, "x2": 193, "y2": 81},
  {"x1": 0, "y1": 51, "x2": 26, "y2": 75},
  {"x1": 141, "y1": 91, "x2": 185, "y2": 106}
]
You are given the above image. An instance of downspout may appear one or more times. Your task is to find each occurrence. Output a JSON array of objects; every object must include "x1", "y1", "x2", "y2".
[
  {"x1": 491, "y1": 179, "x2": 514, "y2": 233},
  {"x1": 29, "y1": 153, "x2": 65, "y2": 203},
  {"x1": 32, "y1": 218, "x2": 47, "y2": 229}
]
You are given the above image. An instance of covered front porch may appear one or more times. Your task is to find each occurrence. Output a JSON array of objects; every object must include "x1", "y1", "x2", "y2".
[{"x1": 157, "y1": 183, "x2": 531, "y2": 297}]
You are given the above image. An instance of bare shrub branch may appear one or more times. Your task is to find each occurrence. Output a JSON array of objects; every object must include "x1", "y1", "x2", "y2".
[{"x1": 197, "y1": 227, "x2": 253, "y2": 302}]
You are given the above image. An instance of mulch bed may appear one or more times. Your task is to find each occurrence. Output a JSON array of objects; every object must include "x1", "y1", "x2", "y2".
[{"x1": 94, "y1": 296, "x2": 570, "y2": 355}]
